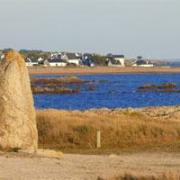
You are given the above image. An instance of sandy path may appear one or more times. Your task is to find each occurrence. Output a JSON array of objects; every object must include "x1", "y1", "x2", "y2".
[{"x1": 0, "y1": 152, "x2": 180, "y2": 180}]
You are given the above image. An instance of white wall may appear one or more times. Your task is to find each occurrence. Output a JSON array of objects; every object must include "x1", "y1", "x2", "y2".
[
  {"x1": 25, "y1": 62, "x2": 32, "y2": 66},
  {"x1": 114, "y1": 57, "x2": 125, "y2": 67},
  {"x1": 49, "y1": 62, "x2": 67, "y2": 67},
  {"x1": 67, "y1": 59, "x2": 80, "y2": 65},
  {"x1": 138, "y1": 64, "x2": 154, "y2": 67}
]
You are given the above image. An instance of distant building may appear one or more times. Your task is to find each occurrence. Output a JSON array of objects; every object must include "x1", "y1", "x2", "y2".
[
  {"x1": 42, "y1": 59, "x2": 49, "y2": 66},
  {"x1": 0, "y1": 54, "x2": 4, "y2": 60},
  {"x1": 0, "y1": 50, "x2": 4, "y2": 60},
  {"x1": 82, "y1": 54, "x2": 95, "y2": 67},
  {"x1": 38, "y1": 57, "x2": 44, "y2": 62},
  {"x1": 25, "y1": 58, "x2": 38, "y2": 66},
  {"x1": 25, "y1": 58, "x2": 31, "y2": 66},
  {"x1": 50, "y1": 52, "x2": 61, "y2": 60},
  {"x1": 106, "y1": 54, "x2": 125, "y2": 67},
  {"x1": 133, "y1": 56, "x2": 154, "y2": 67},
  {"x1": 48, "y1": 59, "x2": 67, "y2": 67},
  {"x1": 61, "y1": 52, "x2": 82, "y2": 66}
]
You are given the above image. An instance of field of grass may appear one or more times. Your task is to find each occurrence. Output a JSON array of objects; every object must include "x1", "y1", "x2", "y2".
[
  {"x1": 98, "y1": 172, "x2": 180, "y2": 180},
  {"x1": 36, "y1": 106, "x2": 180, "y2": 153},
  {"x1": 29, "y1": 66, "x2": 180, "y2": 75}
]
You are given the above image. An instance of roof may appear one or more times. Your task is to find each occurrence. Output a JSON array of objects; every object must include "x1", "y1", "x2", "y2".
[
  {"x1": 66, "y1": 53, "x2": 80, "y2": 59},
  {"x1": 113, "y1": 55, "x2": 124, "y2": 58},
  {"x1": 107, "y1": 54, "x2": 124, "y2": 58},
  {"x1": 49, "y1": 59, "x2": 67, "y2": 63},
  {"x1": 136, "y1": 60, "x2": 148, "y2": 65},
  {"x1": 108, "y1": 59, "x2": 122, "y2": 65},
  {"x1": 83, "y1": 53, "x2": 93, "y2": 58}
]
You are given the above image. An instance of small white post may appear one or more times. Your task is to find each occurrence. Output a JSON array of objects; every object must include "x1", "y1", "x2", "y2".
[{"x1": 96, "y1": 130, "x2": 101, "y2": 148}]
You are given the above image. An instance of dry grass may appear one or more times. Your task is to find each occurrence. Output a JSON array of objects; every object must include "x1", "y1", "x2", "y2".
[
  {"x1": 29, "y1": 66, "x2": 180, "y2": 75},
  {"x1": 36, "y1": 107, "x2": 180, "y2": 151},
  {"x1": 98, "y1": 172, "x2": 180, "y2": 180}
]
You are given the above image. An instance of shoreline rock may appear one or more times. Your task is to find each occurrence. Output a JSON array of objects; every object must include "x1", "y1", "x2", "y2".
[
  {"x1": 138, "y1": 83, "x2": 179, "y2": 92},
  {"x1": 32, "y1": 86, "x2": 80, "y2": 94}
]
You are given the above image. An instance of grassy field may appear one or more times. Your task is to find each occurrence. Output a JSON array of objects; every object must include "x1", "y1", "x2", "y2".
[
  {"x1": 29, "y1": 66, "x2": 180, "y2": 75},
  {"x1": 36, "y1": 106, "x2": 180, "y2": 153},
  {"x1": 98, "y1": 172, "x2": 180, "y2": 180}
]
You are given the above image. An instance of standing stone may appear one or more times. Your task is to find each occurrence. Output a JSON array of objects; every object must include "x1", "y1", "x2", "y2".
[{"x1": 0, "y1": 50, "x2": 38, "y2": 152}]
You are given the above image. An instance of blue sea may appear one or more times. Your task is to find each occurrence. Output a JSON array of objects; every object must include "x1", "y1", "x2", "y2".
[{"x1": 33, "y1": 73, "x2": 180, "y2": 110}]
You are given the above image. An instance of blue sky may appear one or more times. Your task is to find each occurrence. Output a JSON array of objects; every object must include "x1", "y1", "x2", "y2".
[{"x1": 0, "y1": 0, "x2": 179, "y2": 58}]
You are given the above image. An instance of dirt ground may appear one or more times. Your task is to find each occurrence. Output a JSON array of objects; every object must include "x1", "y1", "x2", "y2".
[
  {"x1": 0, "y1": 152, "x2": 180, "y2": 180},
  {"x1": 28, "y1": 66, "x2": 180, "y2": 75}
]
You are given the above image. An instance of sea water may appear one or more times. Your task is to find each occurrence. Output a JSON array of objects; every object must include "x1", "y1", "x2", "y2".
[{"x1": 33, "y1": 73, "x2": 180, "y2": 110}]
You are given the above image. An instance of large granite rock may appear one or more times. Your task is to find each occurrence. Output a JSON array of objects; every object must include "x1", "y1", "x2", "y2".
[{"x1": 0, "y1": 50, "x2": 38, "y2": 152}]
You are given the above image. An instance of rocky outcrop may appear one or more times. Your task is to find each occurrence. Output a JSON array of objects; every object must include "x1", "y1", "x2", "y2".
[
  {"x1": 138, "y1": 83, "x2": 178, "y2": 92},
  {"x1": 30, "y1": 77, "x2": 91, "y2": 94},
  {"x1": 0, "y1": 50, "x2": 38, "y2": 152},
  {"x1": 32, "y1": 86, "x2": 80, "y2": 94}
]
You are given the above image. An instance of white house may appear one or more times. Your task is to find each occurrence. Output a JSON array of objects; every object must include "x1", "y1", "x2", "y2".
[
  {"x1": 82, "y1": 54, "x2": 95, "y2": 67},
  {"x1": 106, "y1": 54, "x2": 125, "y2": 67},
  {"x1": 50, "y1": 52, "x2": 62, "y2": 60},
  {"x1": 0, "y1": 50, "x2": 5, "y2": 60},
  {"x1": 49, "y1": 59, "x2": 67, "y2": 67},
  {"x1": 0, "y1": 54, "x2": 4, "y2": 60},
  {"x1": 38, "y1": 57, "x2": 44, "y2": 62},
  {"x1": 25, "y1": 58, "x2": 31, "y2": 66},
  {"x1": 25, "y1": 58, "x2": 38, "y2": 66},
  {"x1": 114, "y1": 55, "x2": 125, "y2": 67},
  {"x1": 61, "y1": 52, "x2": 82, "y2": 66},
  {"x1": 133, "y1": 59, "x2": 154, "y2": 67}
]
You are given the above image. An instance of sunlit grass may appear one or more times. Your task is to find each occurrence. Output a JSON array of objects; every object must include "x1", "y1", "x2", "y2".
[
  {"x1": 36, "y1": 107, "x2": 180, "y2": 152},
  {"x1": 98, "y1": 172, "x2": 180, "y2": 180}
]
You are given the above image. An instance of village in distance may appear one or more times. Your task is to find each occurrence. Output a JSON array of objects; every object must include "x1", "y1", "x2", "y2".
[{"x1": 0, "y1": 49, "x2": 170, "y2": 68}]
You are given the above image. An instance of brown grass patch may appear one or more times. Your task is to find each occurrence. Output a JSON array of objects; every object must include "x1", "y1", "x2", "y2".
[
  {"x1": 98, "y1": 172, "x2": 180, "y2": 180},
  {"x1": 28, "y1": 66, "x2": 180, "y2": 76},
  {"x1": 36, "y1": 107, "x2": 180, "y2": 151}
]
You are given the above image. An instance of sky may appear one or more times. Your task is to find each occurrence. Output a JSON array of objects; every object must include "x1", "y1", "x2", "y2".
[{"x1": 0, "y1": 0, "x2": 179, "y2": 59}]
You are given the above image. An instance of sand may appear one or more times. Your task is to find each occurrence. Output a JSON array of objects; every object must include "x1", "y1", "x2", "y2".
[
  {"x1": 0, "y1": 152, "x2": 179, "y2": 180},
  {"x1": 28, "y1": 66, "x2": 180, "y2": 75}
]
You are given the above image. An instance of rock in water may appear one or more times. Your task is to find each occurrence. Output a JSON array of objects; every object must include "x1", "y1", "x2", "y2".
[{"x1": 0, "y1": 50, "x2": 38, "y2": 152}]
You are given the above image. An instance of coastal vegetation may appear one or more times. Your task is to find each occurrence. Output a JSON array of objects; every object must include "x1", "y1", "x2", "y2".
[
  {"x1": 36, "y1": 106, "x2": 180, "y2": 152},
  {"x1": 19, "y1": 49, "x2": 50, "y2": 60},
  {"x1": 91, "y1": 54, "x2": 107, "y2": 66},
  {"x1": 98, "y1": 172, "x2": 180, "y2": 180},
  {"x1": 28, "y1": 66, "x2": 180, "y2": 76}
]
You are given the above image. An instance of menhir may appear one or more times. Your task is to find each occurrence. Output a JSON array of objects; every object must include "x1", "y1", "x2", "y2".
[{"x1": 0, "y1": 50, "x2": 38, "y2": 152}]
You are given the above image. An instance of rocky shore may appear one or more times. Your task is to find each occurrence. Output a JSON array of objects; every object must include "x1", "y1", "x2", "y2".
[
  {"x1": 138, "y1": 82, "x2": 180, "y2": 92},
  {"x1": 31, "y1": 76, "x2": 86, "y2": 94},
  {"x1": 31, "y1": 76, "x2": 98, "y2": 94}
]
